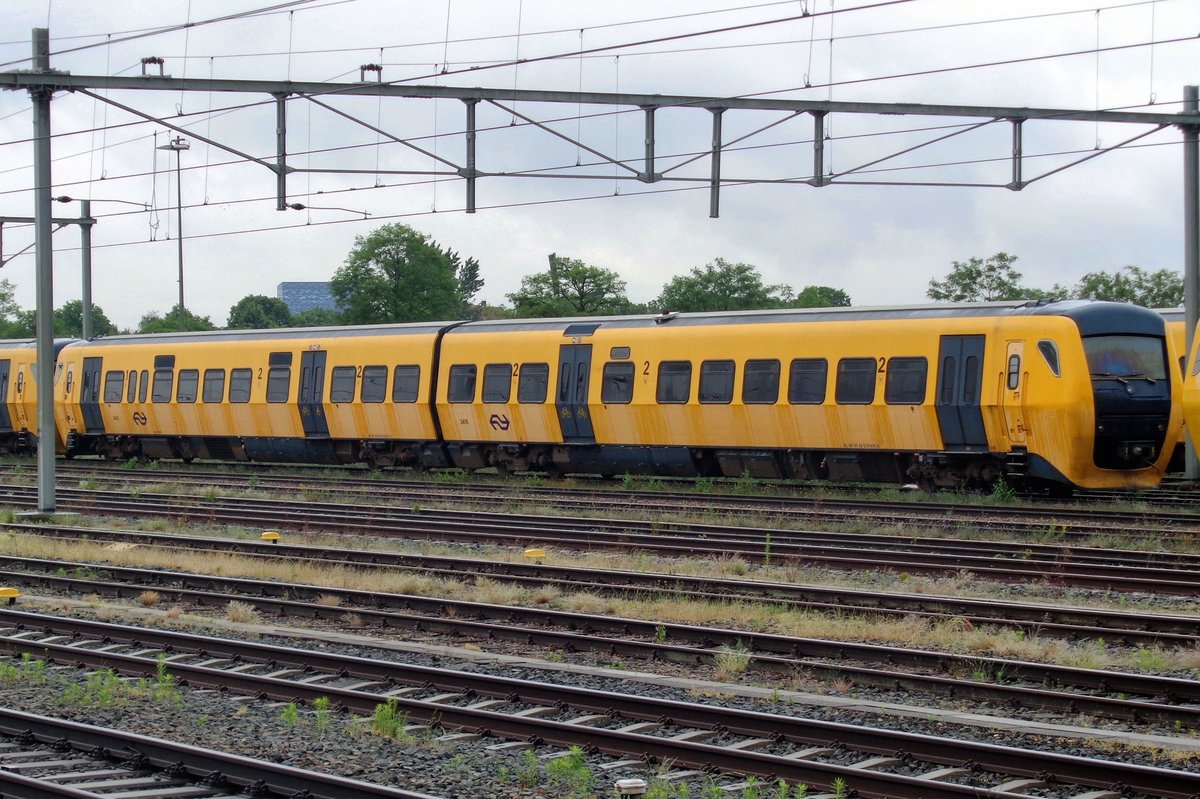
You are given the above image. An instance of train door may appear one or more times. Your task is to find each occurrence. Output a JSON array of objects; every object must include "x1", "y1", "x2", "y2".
[
  {"x1": 80, "y1": 356, "x2": 105, "y2": 434},
  {"x1": 299, "y1": 350, "x2": 329, "y2": 437},
  {"x1": 935, "y1": 335, "x2": 987, "y2": 450},
  {"x1": 13, "y1": 365, "x2": 27, "y2": 429},
  {"x1": 1000, "y1": 341, "x2": 1027, "y2": 445},
  {"x1": 556, "y1": 344, "x2": 595, "y2": 442},
  {"x1": 0, "y1": 360, "x2": 10, "y2": 433}
]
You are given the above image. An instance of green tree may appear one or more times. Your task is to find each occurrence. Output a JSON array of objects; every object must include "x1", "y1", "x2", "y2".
[
  {"x1": 795, "y1": 285, "x2": 851, "y2": 308},
  {"x1": 1, "y1": 309, "x2": 38, "y2": 339},
  {"x1": 0, "y1": 279, "x2": 30, "y2": 338},
  {"x1": 439, "y1": 246, "x2": 484, "y2": 319},
  {"x1": 332, "y1": 224, "x2": 466, "y2": 324},
  {"x1": 56, "y1": 299, "x2": 119, "y2": 338},
  {"x1": 138, "y1": 305, "x2": 217, "y2": 333},
  {"x1": 1070, "y1": 266, "x2": 1183, "y2": 307},
  {"x1": 507, "y1": 255, "x2": 631, "y2": 317},
  {"x1": 227, "y1": 294, "x2": 293, "y2": 329},
  {"x1": 289, "y1": 307, "x2": 344, "y2": 327},
  {"x1": 927, "y1": 252, "x2": 1035, "y2": 302},
  {"x1": 653, "y1": 258, "x2": 794, "y2": 312}
]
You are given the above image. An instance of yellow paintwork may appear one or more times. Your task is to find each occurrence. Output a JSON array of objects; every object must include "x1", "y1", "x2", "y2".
[
  {"x1": 1180, "y1": 320, "x2": 1200, "y2": 457},
  {"x1": 1160, "y1": 312, "x2": 1188, "y2": 466},
  {"x1": 436, "y1": 329, "x2": 565, "y2": 445},
  {"x1": 54, "y1": 330, "x2": 443, "y2": 443},
  {"x1": 440, "y1": 311, "x2": 1177, "y2": 490},
  {"x1": 0, "y1": 341, "x2": 48, "y2": 447}
]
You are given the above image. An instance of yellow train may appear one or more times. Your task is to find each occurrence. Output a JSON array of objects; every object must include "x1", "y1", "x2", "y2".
[
  {"x1": 0, "y1": 338, "x2": 72, "y2": 455},
  {"x1": 49, "y1": 299, "x2": 1178, "y2": 492}
]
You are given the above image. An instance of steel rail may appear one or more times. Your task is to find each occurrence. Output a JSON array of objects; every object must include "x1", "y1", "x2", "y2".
[
  {"x1": 12, "y1": 521, "x2": 1198, "y2": 646},
  {"x1": 8, "y1": 475, "x2": 1200, "y2": 573},
  {"x1": 2, "y1": 558, "x2": 1198, "y2": 726},
  {"x1": 28, "y1": 460, "x2": 1200, "y2": 533},
  {"x1": 4, "y1": 485, "x2": 1199, "y2": 594},
  {"x1": 32, "y1": 480, "x2": 1200, "y2": 570},
  {"x1": 0, "y1": 707, "x2": 440, "y2": 799},
  {"x1": 3, "y1": 616, "x2": 1196, "y2": 799}
]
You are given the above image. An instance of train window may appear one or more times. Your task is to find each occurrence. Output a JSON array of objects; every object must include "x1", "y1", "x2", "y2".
[
  {"x1": 939, "y1": 358, "x2": 956, "y2": 403},
  {"x1": 151, "y1": 368, "x2": 173, "y2": 404},
  {"x1": 657, "y1": 361, "x2": 692, "y2": 404},
  {"x1": 1006, "y1": 355, "x2": 1021, "y2": 390},
  {"x1": 601, "y1": 362, "x2": 635, "y2": 404},
  {"x1": 330, "y1": 366, "x2": 356, "y2": 403},
  {"x1": 518, "y1": 363, "x2": 549, "y2": 404},
  {"x1": 448, "y1": 364, "x2": 477, "y2": 403},
  {"x1": 103, "y1": 371, "x2": 124, "y2": 403},
  {"x1": 138, "y1": 370, "x2": 149, "y2": 403},
  {"x1": 154, "y1": 355, "x2": 175, "y2": 369},
  {"x1": 177, "y1": 369, "x2": 199, "y2": 404},
  {"x1": 699, "y1": 360, "x2": 734, "y2": 404},
  {"x1": 392, "y1": 365, "x2": 420, "y2": 403},
  {"x1": 787, "y1": 359, "x2": 827, "y2": 404},
  {"x1": 266, "y1": 367, "x2": 291, "y2": 403},
  {"x1": 743, "y1": 359, "x2": 781, "y2": 405},
  {"x1": 269, "y1": 352, "x2": 293, "y2": 367},
  {"x1": 126, "y1": 371, "x2": 136, "y2": 403},
  {"x1": 202, "y1": 369, "x2": 225, "y2": 403},
  {"x1": 835, "y1": 358, "x2": 876, "y2": 405},
  {"x1": 1037, "y1": 340, "x2": 1061, "y2": 376},
  {"x1": 229, "y1": 369, "x2": 252, "y2": 403},
  {"x1": 482, "y1": 364, "x2": 512, "y2": 404},
  {"x1": 361, "y1": 366, "x2": 388, "y2": 403},
  {"x1": 885, "y1": 357, "x2": 927, "y2": 404},
  {"x1": 962, "y1": 356, "x2": 979, "y2": 404},
  {"x1": 610, "y1": 347, "x2": 631, "y2": 360}
]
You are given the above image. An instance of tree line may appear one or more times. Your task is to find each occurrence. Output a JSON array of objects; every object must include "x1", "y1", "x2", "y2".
[
  {"x1": 927, "y1": 252, "x2": 1184, "y2": 307},
  {"x1": 0, "y1": 226, "x2": 1181, "y2": 338}
]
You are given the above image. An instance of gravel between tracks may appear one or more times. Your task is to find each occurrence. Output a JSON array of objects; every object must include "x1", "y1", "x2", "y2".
[{"x1": 1, "y1": 600, "x2": 1197, "y2": 799}]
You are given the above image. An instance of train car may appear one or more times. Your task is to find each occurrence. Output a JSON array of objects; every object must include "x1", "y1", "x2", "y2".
[
  {"x1": 436, "y1": 300, "x2": 1178, "y2": 491},
  {"x1": 54, "y1": 324, "x2": 451, "y2": 466},
  {"x1": 0, "y1": 338, "x2": 74, "y2": 455},
  {"x1": 51, "y1": 300, "x2": 1177, "y2": 492},
  {"x1": 1156, "y1": 308, "x2": 1187, "y2": 471}
]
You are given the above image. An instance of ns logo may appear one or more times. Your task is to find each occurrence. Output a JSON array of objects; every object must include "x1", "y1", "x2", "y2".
[{"x1": 489, "y1": 414, "x2": 510, "y2": 431}]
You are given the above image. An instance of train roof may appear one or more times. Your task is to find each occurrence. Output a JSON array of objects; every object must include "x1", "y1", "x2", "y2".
[
  {"x1": 52, "y1": 300, "x2": 1165, "y2": 349},
  {"x1": 451, "y1": 299, "x2": 1166, "y2": 337},
  {"x1": 61, "y1": 322, "x2": 454, "y2": 348}
]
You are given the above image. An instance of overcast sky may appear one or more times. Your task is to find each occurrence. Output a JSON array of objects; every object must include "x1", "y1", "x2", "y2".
[{"x1": 1, "y1": 0, "x2": 1198, "y2": 330}]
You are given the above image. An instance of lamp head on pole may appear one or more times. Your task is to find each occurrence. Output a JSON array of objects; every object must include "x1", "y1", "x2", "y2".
[{"x1": 156, "y1": 136, "x2": 190, "y2": 152}]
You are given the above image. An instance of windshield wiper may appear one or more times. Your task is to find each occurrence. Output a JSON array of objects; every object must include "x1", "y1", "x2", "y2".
[{"x1": 1090, "y1": 372, "x2": 1158, "y2": 384}]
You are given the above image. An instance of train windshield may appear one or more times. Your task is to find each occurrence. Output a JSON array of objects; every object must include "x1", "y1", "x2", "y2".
[{"x1": 1083, "y1": 335, "x2": 1167, "y2": 382}]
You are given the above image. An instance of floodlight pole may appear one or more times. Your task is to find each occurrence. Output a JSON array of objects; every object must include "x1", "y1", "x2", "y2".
[{"x1": 157, "y1": 136, "x2": 189, "y2": 330}]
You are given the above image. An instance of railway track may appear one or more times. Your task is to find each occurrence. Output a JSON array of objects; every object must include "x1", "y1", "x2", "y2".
[
  {"x1": 3, "y1": 556, "x2": 1199, "y2": 729},
  {"x1": 10, "y1": 520, "x2": 1200, "y2": 647},
  {"x1": 17, "y1": 461, "x2": 1200, "y2": 542},
  {"x1": 0, "y1": 705, "x2": 435, "y2": 799},
  {"x1": 4, "y1": 482, "x2": 1200, "y2": 594},
  {"x1": 2, "y1": 609, "x2": 1196, "y2": 799}
]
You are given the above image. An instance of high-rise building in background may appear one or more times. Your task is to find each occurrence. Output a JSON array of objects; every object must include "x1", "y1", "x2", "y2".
[{"x1": 277, "y1": 282, "x2": 336, "y2": 314}]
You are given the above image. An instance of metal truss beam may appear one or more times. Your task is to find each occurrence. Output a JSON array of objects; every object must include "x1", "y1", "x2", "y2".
[{"x1": 3, "y1": 71, "x2": 1197, "y2": 126}]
